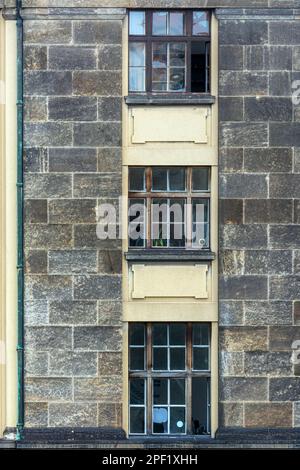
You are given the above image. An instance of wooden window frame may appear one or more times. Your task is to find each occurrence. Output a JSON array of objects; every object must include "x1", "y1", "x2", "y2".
[
  {"x1": 128, "y1": 166, "x2": 211, "y2": 250},
  {"x1": 128, "y1": 9, "x2": 211, "y2": 94},
  {"x1": 129, "y1": 322, "x2": 211, "y2": 436}
]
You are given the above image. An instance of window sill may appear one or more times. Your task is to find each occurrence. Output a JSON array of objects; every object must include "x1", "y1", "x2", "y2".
[
  {"x1": 124, "y1": 249, "x2": 215, "y2": 262},
  {"x1": 124, "y1": 94, "x2": 215, "y2": 106}
]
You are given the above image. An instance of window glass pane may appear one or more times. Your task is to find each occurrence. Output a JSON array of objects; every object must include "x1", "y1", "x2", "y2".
[
  {"x1": 169, "y1": 67, "x2": 185, "y2": 91},
  {"x1": 130, "y1": 379, "x2": 145, "y2": 405},
  {"x1": 152, "y1": 168, "x2": 168, "y2": 191},
  {"x1": 152, "y1": 68, "x2": 167, "y2": 92},
  {"x1": 169, "y1": 43, "x2": 185, "y2": 67},
  {"x1": 191, "y1": 41, "x2": 207, "y2": 93},
  {"x1": 193, "y1": 324, "x2": 209, "y2": 346},
  {"x1": 153, "y1": 378, "x2": 168, "y2": 404},
  {"x1": 169, "y1": 199, "x2": 185, "y2": 248},
  {"x1": 152, "y1": 42, "x2": 167, "y2": 68},
  {"x1": 153, "y1": 324, "x2": 168, "y2": 345},
  {"x1": 170, "y1": 379, "x2": 185, "y2": 405},
  {"x1": 170, "y1": 407, "x2": 185, "y2": 434},
  {"x1": 192, "y1": 199, "x2": 209, "y2": 248},
  {"x1": 170, "y1": 348, "x2": 185, "y2": 370},
  {"x1": 193, "y1": 347, "x2": 209, "y2": 371},
  {"x1": 153, "y1": 11, "x2": 167, "y2": 35},
  {"x1": 193, "y1": 11, "x2": 209, "y2": 35},
  {"x1": 130, "y1": 407, "x2": 145, "y2": 434},
  {"x1": 192, "y1": 378, "x2": 210, "y2": 435},
  {"x1": 129, "y1": 11, "x2": 146, "y2": 35},
  {"x1": 169, "y1": 323, "x2": 186, "y2": 345},
  {"x1": 129, "y1": 168, "x2": 145, "y2": 192},
  {"x1": 153, "y1": 407, "x2": 168, "y2": 433},
  {"x1": 129, "y1": 42, "x2": 145, "y2": 66},
  {"x1": 130, "y1": 347, "x2": 145, "y2": 371},
  {"x1": 192, "y1": 168, "x2": 209, "y2": 191},
  {"x1": 129, "y1": 67, "x2": 145, "y2": 92},
  {"x1": 153, "y1": 347, "x2": 168, "y2": 370},
  {"x1": 128, "y1": 199, "x2": 146, "y2": 247},
  {"x1": 169, "y1": 168, "x2": 186, "y2": 191},
  {"x1": 130, "y1": 323, "x2": 145, "y2": 346},
  {"x1": 169, "y1": 12, "x2": 185, "y2": 35}
]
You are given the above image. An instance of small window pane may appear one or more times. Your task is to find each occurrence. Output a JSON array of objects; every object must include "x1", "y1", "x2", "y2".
[
  {"x1": 170, "y1": 379, "x2": 185, "y2": 404},
  {"x1": 170, "y1": 407, "x2": 185, "y2": 434},
  {"x1": 130, "y1": 347, "x2": 145, "y2": 371},
  {"x1": 169, "y1": 168, "x2": 186, "y2": 191},
  {"x1": 170, "y1": 348, "x2": 185, "y2": 370},
  {"x1": 193, "y1": 348, "x2": 209, "y2": 371},
  {"x1": 169, "y1": 43, "x2": 185, "y2": 67},
  {"x1": 129, "y1": 42, "x2": 145, "y2": 66},
  {"x1": 129, "y1": 67, "x2": 145, "y2": 92},
  {"x1": 153, "y1": 378, "x2": 168, "y2": 405},
  {"x1": 153, "y1": 347, "x2": 168, "y2": 370},
  {"x1": 152, "y1": 43, "x2": 167, "y2": 68},
  {"x1": 153, "y1": 407, "x2": 168, "y2": 433},
  {"x1": 152, "y1": 168, "x2": 168, "y2": 191},
  {"x1": 191, "y1": 42, "x2": 207, "y2": 93},
  {"x1": 153, "y1": 324, "x2": 168, "y2": 345},
  {"x1": 130, "y1": 379, "x2": 145, "y2": 405},
  {"x1": 193, "y1": 11, "x2": 209, "y2": 35},
  {"x1": 130, "y1": 323, "x2": 145, "y2": 345},
  {"x1": 130, "y1": 407, "x2": 145, "y2": 434},
  {"x1": 128, "y1": 198, "x2": 146, "y2": 247},
  {"x1": 193, "y1": 324, "x2": 210, "y2": 346},
  {"x1": 169, "y1": 12, "x2": 185, "y2": 36},
  {"x1": 192, "y1": 378, "x2": 210, "y2": 435},
  {"x1": 129, "y1": 168, "x2": 145, "y2": 192},
  {"x1": 169, "y1": 323, "x2": 186, "y2": 345},
  {"x1": 153, "y1": 11, "x2": 167, "y2": 35},
  {"x1": 192, "y1": 168, "x2": 209, "y2": 191},
  {"x1": 192, "y1": 199, "x2": 209, "y2": 248},
  {"x1": 169, "y1": 68, "x2": 185, "y2": 91},
  {"x1": 129, "y1": 11, "x2": 146, "y2": 35}
]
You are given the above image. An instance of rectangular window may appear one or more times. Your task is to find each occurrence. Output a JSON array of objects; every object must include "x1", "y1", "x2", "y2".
[
  {"x1": 128, "y1": 10, "x2": 210, "y2": 93},
  {"x1": 129, "y1": 323, "x2": 211, "y2": 435},
  {"x1": 128, "y1": 167, "x2": 210, "y2": 250}
]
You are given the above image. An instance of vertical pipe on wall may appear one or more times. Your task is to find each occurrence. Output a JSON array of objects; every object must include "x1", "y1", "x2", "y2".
[{"x1": 16, "y1": 0, "x2": 24, "y2": 441}]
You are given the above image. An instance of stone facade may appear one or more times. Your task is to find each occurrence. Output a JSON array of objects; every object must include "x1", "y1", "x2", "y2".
[
  {"x1": 23, "y1": 10, "x2": 124, "y2": 428},
  {"x1": 218, "y1": 8, "x2": 300, "y2": 429}
]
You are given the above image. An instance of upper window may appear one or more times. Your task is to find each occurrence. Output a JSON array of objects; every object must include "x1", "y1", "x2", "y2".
[{"x1": 128, "y1": 10, "x2": 210, "y2": 93}]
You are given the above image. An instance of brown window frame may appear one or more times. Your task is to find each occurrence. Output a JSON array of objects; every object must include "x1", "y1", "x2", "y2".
[
  {"x1": 128, "y1": 9, "x2": 211, "y2": 94},
  {"x1": 128, "y1": 166, "x2": 211, "y2": 250},
  {"x1": 129, "y1": 322, "x2": 211, "y2": 436}
]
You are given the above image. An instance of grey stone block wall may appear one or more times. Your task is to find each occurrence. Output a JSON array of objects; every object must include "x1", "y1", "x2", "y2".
[
  {"x1": 23, "y1": 14, "x2": 123, "y2": 428},
  {"x1": 218, "y1": 10, "x2": 300, "y2": 428}
]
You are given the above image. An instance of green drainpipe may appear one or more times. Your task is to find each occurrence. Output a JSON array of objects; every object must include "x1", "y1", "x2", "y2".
[{"x1": 16, "y1": 0, "x2": 24, "y2": 441}]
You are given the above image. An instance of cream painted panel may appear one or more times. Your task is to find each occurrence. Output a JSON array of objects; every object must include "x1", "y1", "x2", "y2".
[
  {"x1": 130, "y1": 107, "x2": 209, "y2": 144},
  {"x1": 131, "y1": 264, "x2": 208, "y2": 299}
]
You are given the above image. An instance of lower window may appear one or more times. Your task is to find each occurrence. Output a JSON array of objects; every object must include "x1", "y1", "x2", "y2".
[{"x1": 129, "y1": 322, "x2": 211, "y2": 436}]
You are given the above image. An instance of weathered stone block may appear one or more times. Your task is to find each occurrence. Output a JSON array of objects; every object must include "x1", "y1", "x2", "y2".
[
  {"x1": 25, "y1": 174, "x2": 72, "y2": 199},
  {"x1": 24, "y1": 20, "x2": 72, "y2": 44},
  {"x1": 220, "y1": 377, "x2": 268, "y2": 401},
  {"x1": 25, "y1": 300, "x2": 48, "y2": 326},
  {"x1": 49, "y1": 300, "x2": 97, "y2": 325},
  {"x1": 293, "y1": 46, "x2": 300, "y2": 71},
  {"x1": 49, "y1": 403, "x2": 98, "y2": 427},
  {"x1": 244, "y1": 301, "x2": 293, "y2": 326},
  {"x1": 219, "y1": 97, "x2": 244, "y2": 122},
  {"x1": 294, "y1": 253, "x2": 300, "y2": 275},
  {"x1": 74, "y1": 326, "x2": 122, "y2": 351},
  {"x1": 48, "y1": 97, "x2": 97, "y2": 121},
  {"x1": 269, "y1": 326, "x2": 300, "y2": 351},
  {"x1": 73, "y1": 71, "x2": 121, "y2": 96},
  {"x1": 219, "y1": 199, "x2": 243, "y2": 225},
  {"x1": 268, "y1": 46, "x2": 293, "y2": 70},
  {"x1": 244, "y1": 148, "x2": 293, "y2": 173},
  {"x1": 98, "y1": 97, "x2": 122, "y2": 121},
  {"x1": 98, "y1": 352, "x2": 122, "y2": 376},
  {"x1": 220, "y1": 351, "x2": 244, "y2": 376},
  {"x1": 25, "y1": 224, "x2": 72, "y2": 250},
  {"x1": 74, "y1": 275, "x2": 121, "y2": 300},
  {"x1": 270, "y1": 124, "x2": 300, "y2": 147},
  {"x1": 98, "y1": 403, "x2": 122, "y2": 427},
  {"x1": 98, "y1": 301, "x2": 122, "y2": 326},
  {"x1": 244, "y1": 250, "x2": 292, "y2": 275},
  {"x1": 26, "y1": 250, "x2": 47, "y2": 274},
  {"x1": 220, "y1": 174, "x2": 268, "y2": 198},
  {"x1": 245, "y1": 97, "x2": 292, "y2": 121},
  {"x1": 270, "y1": 378, "x2": 300, "y2": 401},
  {"x1": 98, "y1": 45, "x2": 122, "y2": 71},
  {"x1": 49, "y1": 46, "x2": 97, "y2": 70},
  {"x1": 219, "y1": 20, "x2": 268, "y2": 45},
  {"x1": 220, "y1": 327, "x2": 268, "y2": 352},
  {"x1": 270, "y1": 21, "x2": 300, "y2": 45},
  {"x1": 219, "y1": 402, "x2": 243, "y2": 427},
  {"x1": 49, "y1": 199, "x2": 96, "y2": 224},
  {"x1": 73, "y1": 122, "x2": 121, "y2": 147},
  {"x1": 97, "y1": 148, "x2": 122, "y2": 173},
  {"x1": 244, "y1": 352, "x2": 293, "y2": 377},
  {"x1": 73, "y1": 173, "x2": 121, "y2": 198},
  {"x1": 74, "y1": 20, "x2": 122, "y2": 45},
  {"x1": 24, "y1": 199, "x2": 47, "y2": 224},
  {"x1": 270, "y1": 174, "x2": 300, "y2": 199},
  {"x1": 294, "y1": 201, "x2": 300, "y2": 224},
  {"x1": 74, "y1": 224, "x2": 121, "y2": 249},
  {"x1": 74, "y1": 376, "x2": 122, "y2": 402},
  {"x1": 48, "y1": 148, "x2": 97, "y2": 173},
  {"x1": 219, "y1": 250, "x2": 244, "y2": 276},
  {"x1": 25, "y1": 71, "x2": 72, "y2": 96},
  {"x1": 219, "y1": 148, "x2": 243, "y2": 173},
  {"x1": 219, "y1": 45, "x2": 243, "y2": 70},
  {"x1": 25, "y1": 351, "x2": 48, "y2": 376},
  {"x1": 25, "y1": 402, "x2": 48, "y2": 427},
  {"x1": 24, "y1": 122, "x2": 72, "y2": 147},
  {"x1": 245, "y1": 200, "x2": 293, "y2": 224},
  {"x1": 219, "y1": 72, "x2": 268, "y2": 96},
  {"x1": 24, "y1": 46, "x2": 47, "y2": 70},
  {"x1": 98, "y1": 250, "x2": 122, "y2": 274},
  {"x1": 49, "y1": 250, "x2": 97, "y2": 274},
  {"x1": 270, "y1": 226, "x2": 300, "y2": 249},
  {"x1": 25, "y1": 326, "x2": 72, "y2": 355},
  {"x1": 25, "y1": 377, "x2": 72, "y2": 402},
  {"x1": 245, "y1": 403, "x2": 292, "y2": 427},
  {"x1": 24, "y1": 148, "x2": 48, "y2": 173},
  {"x1": 270, "y1": 276, "x2": 300, "y2": 300},
  {"x1": 49, "y1": 351, "x2": 97, "y2": 376},
  {"x1": 219, "y1": 301, "x2": 244, "y2": 327},
  {"x1": 222, "y1": 225, "x2": 268, "y2": 249},
  {"x1": 220, "y1": 122, "x2": 268, "y2": 147},
  {"x1": 25, "y1": 275, "x2": 72, "y2": 301},
  {"x1": 24, "y1": 97, "x2": 47, "y2": 122}
]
